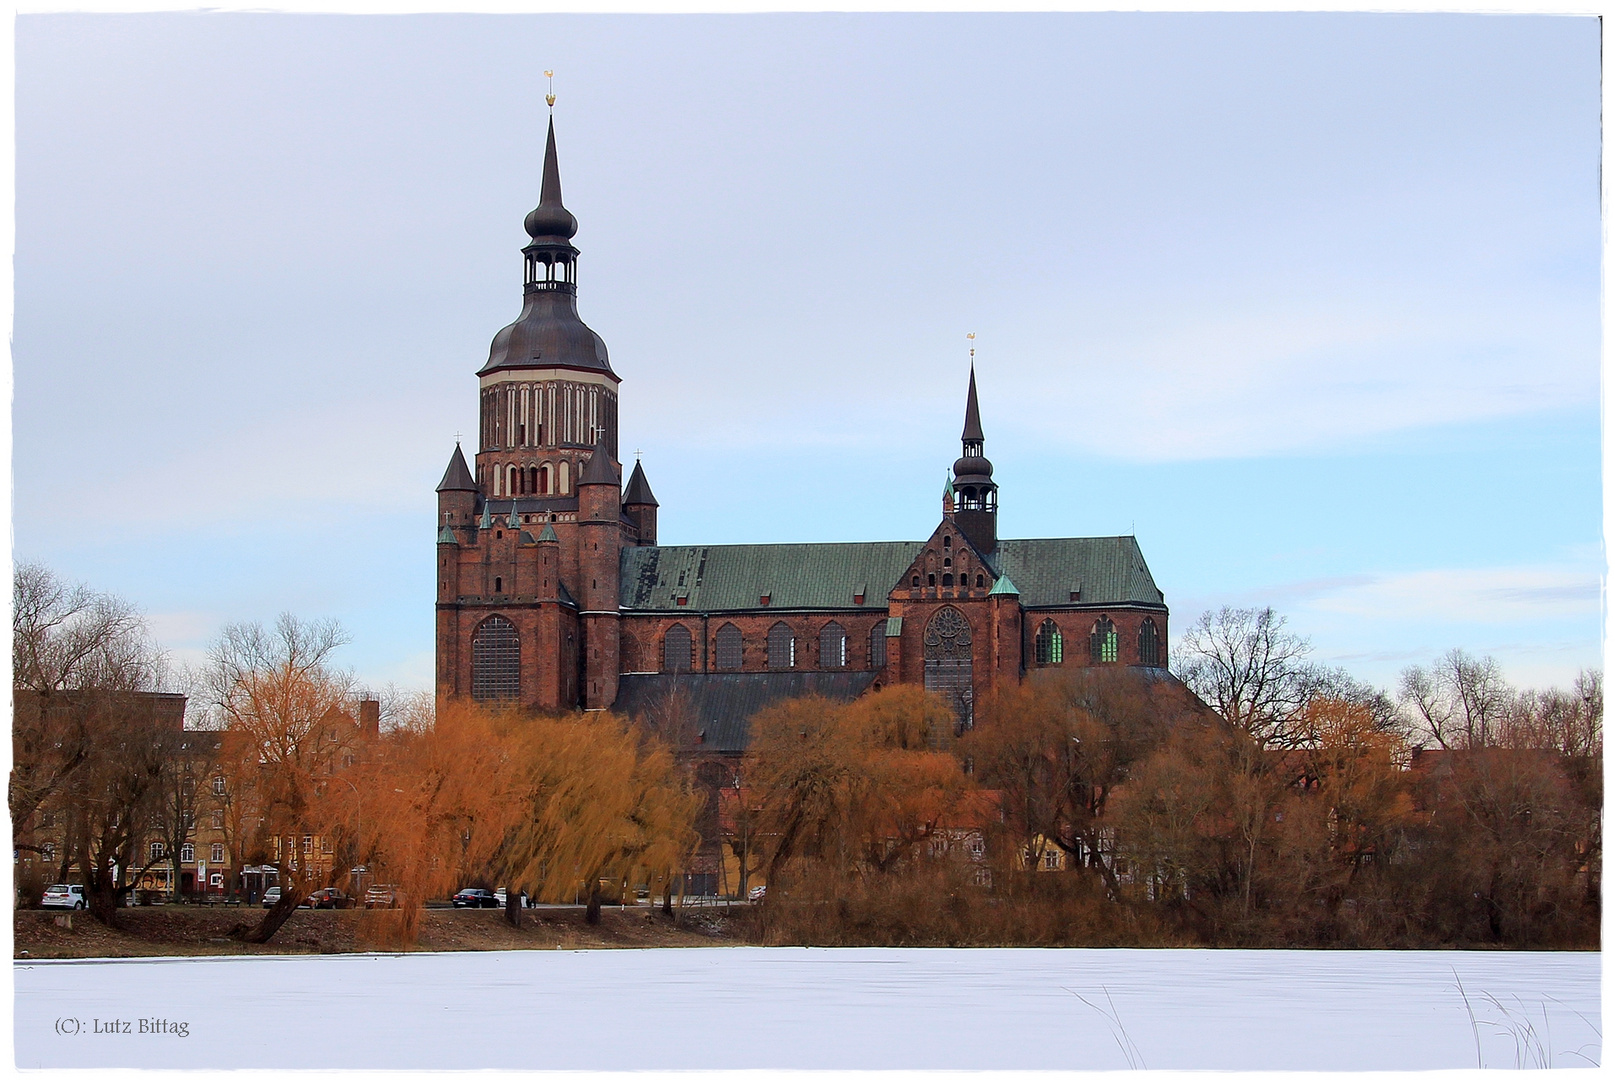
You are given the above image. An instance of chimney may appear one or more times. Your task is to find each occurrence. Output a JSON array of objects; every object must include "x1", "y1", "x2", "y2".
[{"x1": 359, "y1": 699, "x2": 381, "y2": 739}]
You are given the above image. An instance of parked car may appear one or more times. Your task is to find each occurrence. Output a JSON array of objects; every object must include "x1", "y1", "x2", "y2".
[
  {"x1": 306, "y1": 888, "x2": 355, "y2": 909},
  {"x1": 493, "y1": 888, "x2": 529, "y2": 909},
  {"x1": 41, "y1": 883, "x2": 86, "y2": 910},
  {"x1": 364, "y1": 884, "x2": 399, "y2": 909},
  {"x1": 452, "y1": 888, "x2": 499, "y2": 908},
  {"x1": 261, "y1": 886, "x2": 282, "y2": 908},
  {"x1": 748, "y1": 885, "x2": 767, "y2": 902}
]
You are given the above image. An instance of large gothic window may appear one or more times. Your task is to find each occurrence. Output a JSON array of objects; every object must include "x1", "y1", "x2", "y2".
[
  {"x1": 715, "y1": 623, "x2": 743, "y2": 670},
  {"x1": 1035, "y1": 619, "x2": 1064, "y2": 666},
  {"x1": 1090, "y1": 616, "x2": 1119, "y2": 664},
  {"x1": 767, "y1": 622, "x2": 796, "y2": 670},
  {"x1": 662, "y1": 624, "x2": 693, "y2": 673},
  {"x1": 471, "y1": 615, "x2": 521, "y2": 702},
  {"x1": 924, "y1": 606, "x2": 974, "y2": 729},
  {"x1": 869, "y1": 622, "x2": 888, "y2": 670},
  {"x1": 1139, "y1": 617, "x2": 1162, "y2": 667},
  {"x1": 820, "y1": 622, "x2": 847, "y2": 669}
]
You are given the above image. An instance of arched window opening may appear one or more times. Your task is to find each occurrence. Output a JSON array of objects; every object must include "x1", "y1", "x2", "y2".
[
  {"x1": 975, "y1": 575, "x2": 984, "y2": 588},
  {"x1": 494, "y1": 577, "x2": 503, "y2": 594},
  {"x1": 539, "y1": 464, "x2": 551, "y2": 494},
  {"x1": 559, "y1": 461, "x2": 570, "y2": 493},
  {"x1": 527, "y1": 467, "x2": 538, "y2": 494},
  {"x1": 943, "y1": 557, "x2": 952, "y2": 568},
  {"x1": 767, "y1": 622, "x2": 796, "y2": 670},
  {"x1": 927, "y1": 573, "x2": 936, "y2": 587},
  {"x1": 471, "y1": 614, "x2": 521, "y2": 702},
  {"x1": 715, "y1": 623, "x2": 743, "y2": 670},
  {"x1": 507, "y1": 466, "x2": 518, "y2": 495},
  {"x1": 942, "y1": 574, "x2": 954, "y2": 587},
  {"x1": 1139, "y1": 617, "x2": 1162, "y2": 667},
  {"x1": 1035, "y1": 619, "x2": 1064, "y2": 666},
  {"x1": 662, "y1": 624, "x2": 692, "y2": 673},
  {"x1": 911, "y1": 575, "x2": 920, "y2": 587},
  {"x1": 869, "y1": 622, "x2": 888, "y2": 669},
  {"x1": 924, "y1": 606, "x2": 974, "y2": 729},
  {"x1": 943, "y1": 536, "x2": 951, "y2": 549},
  {"x1": 1091, "y1": 616, "x2": 1119, "y2": 664},
  {"x1": 820, "y1": 622, "x2": 847, "y2": 669}
]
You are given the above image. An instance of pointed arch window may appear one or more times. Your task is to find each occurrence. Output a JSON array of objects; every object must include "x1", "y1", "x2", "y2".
[
  {"x1": 715, "y1": 623, "x2": 743, "y2": 670},
  {"x1": 767, "y1": 622, "x2": 796, "y2": 670},
  {"x1": 869, "y1": 622, "x2": 887, "y2": 670},
  {"x1": 1035, "y1": 619, "x2": 1064, "y2": 666},
  {"x1": 1139, "y1": 617, "x2": 1162, "y2": 667},
  {"x1": 662, "y1": 624, "x2": 693, "y2": 673},
  {"x1": 471, "y1": 614, "x2": 521, "y2": 702},
  {"x1": 924, "y1": 606, "x2": 974, "y2": 729},
  {"x1": 1090, "y1": 616, "x2": 1119, "y2": 664},
  {"x1": 820, "y1": 622, "x2": 847, "y2": 669}
]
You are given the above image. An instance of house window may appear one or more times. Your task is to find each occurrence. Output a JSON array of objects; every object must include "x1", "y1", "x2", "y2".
[
  {"x1": 1139, "y1": 617, "x2": 1162, "y2": 667},
  {"x1": 209, "y1": 873, "x2": 223, "y2": 888},
  {"x1": 211, "y1": 844, "x2": 225, "y2": 864},
  {"x1": 1044, "y1": 848, "x2": 1061, "y2": 870},
  {"x1": 820, "y1": 622, "x2": 847, "y2": 668},
  {"x1": 41, "y1": 842, "x2": 55, "y2": 861},
  {"x1": 662, "y1": 624, "x2": 693, "y2": 673},
  {"x1": 149, "y1": 842, "x2": 166, "y2": 862},
  {"x1": 211, "y1": 810, "x2": 224, "y2": 829},
  {"x1": 212, "y1": 776, "x2": 226, "y2": 795},
  {"x1": 869, "y1": 622, "x2": 887, "y2": 669},
  {"x1": 767, "y1": 622, "x2": 796, "y2": 669},
  {"x1": 302, "y1": 835, "x2": 313, "y2": 854},
  {"x1": 321, "y1": 837, "x2": 333, "y2": 854},
  {"x1": 715, "y1": 623, "x2": 743, "y2": 670},
  {"x1": 181, "y1": 843, "x2": 196, "y2": 863},
  {"x1": 1035, "y1": 619, "x2": 1064, "y2": 666},
  {"x1": 1091, "y1": 616, "x2": 1119, "y2": 663},
  {"x1": 471, "y1": 614, "x2": 521, "y2": 701}
]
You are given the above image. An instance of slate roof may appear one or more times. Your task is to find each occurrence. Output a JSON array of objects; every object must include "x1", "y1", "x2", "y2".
[
  {"x1": 436, "y1": 445, "x2": 477, "y2": 492},
  {"x1": 619, "y1": 537, "x2": 1164, "y2": 612},
  {"x1": 623, "y1": 460, "x2": 658, "y2": 507},
  {"x1": 614, "y1": 671, "x2": 879, "y2": 753},
  {"x1": 620, "y1": 542, "x2": 922, "y2": 611},
  {"x1": 986, "y1": 537, "x2": 1164, "y2": 609}
]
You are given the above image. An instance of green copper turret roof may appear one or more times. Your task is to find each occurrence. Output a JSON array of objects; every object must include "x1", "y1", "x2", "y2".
[
  {"x1": 507, "y1": 503, "x2": 521, "y2": 528},
  {"x1": 536, "y1": 522, "x2": 559, "y2": 542},
  {"x1": 479, "y1": 502, "x2": 494, "y2": 529},
  {"x1": 437, "y1": 524, "x2": 458, "y2": 545},
  {"x1": 987, "y1": 574, "x2": 1020, "y2": 596}
]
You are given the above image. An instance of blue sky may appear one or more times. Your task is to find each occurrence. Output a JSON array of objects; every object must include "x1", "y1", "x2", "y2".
[{"x1": 12, "y1": 12, "x2": 1602, "y2": 695}]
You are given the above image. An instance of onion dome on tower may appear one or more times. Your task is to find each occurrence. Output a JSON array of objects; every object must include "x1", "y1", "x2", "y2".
[
  {"x1": 952, "y1": 366, "x2": 998, "y2": 554},
  {"x1": 480, "y1": 115, "x2": 615, "y2": 378}
]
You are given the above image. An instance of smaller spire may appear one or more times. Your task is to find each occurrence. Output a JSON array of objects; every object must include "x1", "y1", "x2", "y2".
[
  {"x1": 962, "y1": 364, "x2": 985, "y2": 444},
  {"x1": 507, "y1": 502, "x2": 521, "y2": 529},
  {"x1": 524, "y1": 115, "x2": 578, "y2": 241},
  {"x1": 624, "y1": 460, "x2": 658, "y2": 507},
  {"x1": 578, "y1": 431, "x2": 620, "y2": 487},
  {"x1": 987, "y1": 574, "x2": 1020, "y2": 597},
  {"x1": 536, "y1": 521, "x2": 559, "y2": 543},
  {"x1": 438, "y1": 523, "x2": 458, "y2": 545},
  {"x1": 479, "y1": 501, "x2": 493, "y2": 530},
  {"x1": 436, "y1": 444, "x2": 477, "y2": 493}
]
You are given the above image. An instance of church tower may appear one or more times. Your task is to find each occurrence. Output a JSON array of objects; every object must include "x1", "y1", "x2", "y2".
[
  {"x1": 436, "y1": 108, "x2": 636, "y2": 713},
  {"x1": 952, "y1": 367, "x2": 998, "y2": 554}
]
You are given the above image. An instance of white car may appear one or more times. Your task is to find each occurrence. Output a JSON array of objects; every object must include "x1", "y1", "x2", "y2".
[
  {"x1": 493, "y1": 888, "x2": 529, "y2": 909},
  {"x1": 41, "y1": 883, "x2": 86, "y2": 910}
]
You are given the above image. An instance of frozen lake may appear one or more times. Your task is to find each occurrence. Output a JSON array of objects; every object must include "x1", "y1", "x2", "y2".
[{"x1": 15, "y1": 946, "x2": 1600, "y2": 1070}]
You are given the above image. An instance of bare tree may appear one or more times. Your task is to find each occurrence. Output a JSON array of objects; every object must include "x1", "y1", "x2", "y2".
[
  {"x1": 1397, "y1": 649, "x2": 1513, "y2": 750},
  {"x1": 1172, "y1": 607, "x2": 1323, "y2": 749}
]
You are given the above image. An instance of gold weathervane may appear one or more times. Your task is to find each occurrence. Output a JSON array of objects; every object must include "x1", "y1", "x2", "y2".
[
  {"x1": 967, "y1": 331, "x2": 976, "y2": 363},
  {"x1": 545, "y1": 70, "x2": 556, "y2": 108}
]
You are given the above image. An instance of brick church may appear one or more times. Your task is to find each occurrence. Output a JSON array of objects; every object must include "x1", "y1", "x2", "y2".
[{"x1": 434, "y1": 116, "x2": 1170, "y2": 751}]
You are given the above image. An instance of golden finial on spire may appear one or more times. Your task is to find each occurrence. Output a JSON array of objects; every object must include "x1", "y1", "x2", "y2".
[
  {"x1": 966, "y1": 331, "x2": 976, "y2": 363},
  {"x1": 545, "y1": 70, "x2": 556, "y2": 108}
]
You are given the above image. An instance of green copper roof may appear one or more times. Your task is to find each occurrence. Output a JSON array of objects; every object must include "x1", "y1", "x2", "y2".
[
  {"x1": 987, "y1": 573, "x2": 1019, "y2": 596},
  {"x1": 619, "y1": 536, "x2": 1164, "y2": 612},
  {"x1": 479, "y1": 502, "x2": 493, "y2": 530},
  {"x1": 943, "y1": 474, "x2": 954, "y2": 497},
  {"x1": 507, "y1": 504, "x2": 521, "y2": 528},
  {"x1": 437, "y1": 524, "x2": 458, "y2": 545},
  {"x1": 536, "y1": 522, "x2": 559, "y2": 543}
]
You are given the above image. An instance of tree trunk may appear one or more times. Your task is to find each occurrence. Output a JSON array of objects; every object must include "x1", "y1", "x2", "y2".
[
  {"x1": 661, "y1": 876, "x2": 674, "y2": 917},
  {"x1": 504, "y1": 885, "x2": 523, "y2": 929},
  {"x1": 240, "y1": 886, "x2": 303, "y2": 944},
  {"x1": 585, "y1": 881, "x2": 603, "y2": 925},
  {"x1": 86, "y1": 877, "x2": 120, "y2": 930}
]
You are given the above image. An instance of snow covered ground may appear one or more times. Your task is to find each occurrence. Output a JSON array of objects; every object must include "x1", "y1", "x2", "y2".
[{"x1": 14, "y1": 947, "x2": 1600, "y2": 1070}]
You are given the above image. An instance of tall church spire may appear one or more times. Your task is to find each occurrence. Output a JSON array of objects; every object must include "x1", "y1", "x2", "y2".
[
  {"x1": 524, "y1": 116, "x2": 578, "y2": 242},
  {"x1": 952, "y1": 365, "x2": 998, "y2": 554}
]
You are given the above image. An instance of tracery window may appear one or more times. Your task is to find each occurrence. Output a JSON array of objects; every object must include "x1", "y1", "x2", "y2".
[
  {"x1": 662, "y1": 624, "x2": 693, "y2": 673},
  {"x1": 820, "y1": 622, "x2": 847, "y2": 668},
  {"x1": 768, "y1": 622, "x2": 796, "y2": 670},
  {"x1": 471, "y1": 614, "x2": 521, "y2": 701},
  {"x1": 1090, "y1": 616, "x2": 1119, "y2": 664},
  {"x1": 1139, "y1": 617, "x2": 1162, "y2": 667},
  {"x1": 715, "y1": 623, "x2": 743, "y2": 670},
  {"x1": 923, "y1": 606, "x2": 974, "y2": 729},
  {"x1": 1035, "y1": 619, "x2": 1064, "y2": 666}
]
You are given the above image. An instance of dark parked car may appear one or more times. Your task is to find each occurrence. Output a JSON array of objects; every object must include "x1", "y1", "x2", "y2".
[
  {"x1": 452, "y1": 888, "x2": 499, "y2": 908},
  {"x1": 306, "y1": 888, "x2": 356, "y2": 909}
]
